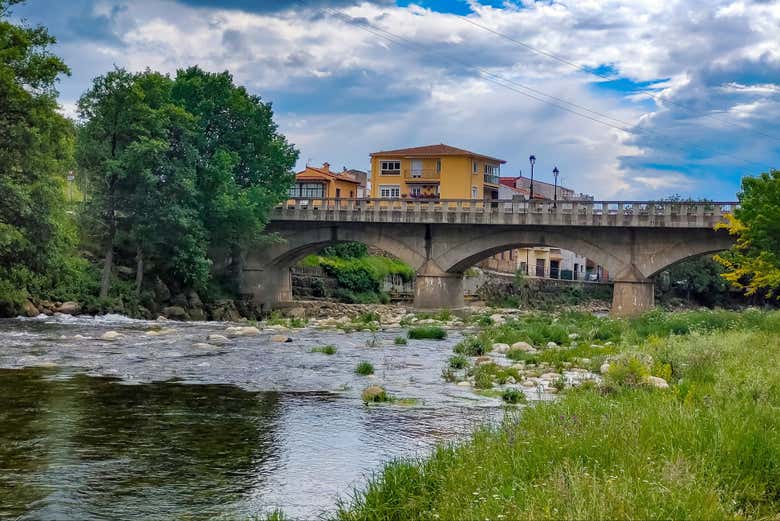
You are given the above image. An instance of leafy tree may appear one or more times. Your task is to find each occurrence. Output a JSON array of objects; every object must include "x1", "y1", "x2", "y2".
[
  {"x1": 660, "y1": 256, "x2": 730, "y2": 306},
  {"x1": 715, "y1": 169, "x2": 780, "y2": 298},
  {"x1": 0, "y1": 0, "x2": 77, "y2": 313},
  {"x1": 171, "y1": 67, "x2": 298, "y2": 289}
]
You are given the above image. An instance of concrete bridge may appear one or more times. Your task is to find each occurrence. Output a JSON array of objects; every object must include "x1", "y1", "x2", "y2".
[{"x1": 241, "y1": 198, "x2": 737, "y2": 316}]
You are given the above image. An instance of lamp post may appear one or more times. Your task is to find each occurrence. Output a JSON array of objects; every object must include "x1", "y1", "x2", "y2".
[
  {"x1": 552, "y1": 166, "x2": 559, "y2": 208},
  {"x1": 529, "y1": 155, "x2": 536, "y2": 200}
]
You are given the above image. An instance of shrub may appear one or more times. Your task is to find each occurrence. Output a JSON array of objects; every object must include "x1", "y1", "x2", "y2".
[
  {"x1": 448, "y1": 354, "x2": 469, "y2": 369},
  {"x1": 321, "y1": 241, "x2": 368, "y2": 259},
  {"x1": 501, "y1": 388, "x2": 527, "y2": 404},
  {"x1": 394, "y1": 336, "x2": 407, "y2": 345},
  {"x1": 311, "y1": 345, "x2": 337, "y2": 355},
  {"x1": 357, "y1": 311, "x2": 381, "y2": 324},
  {"x1": 355, "y1": 361, "x2": 375, "y2": 375},
  {"x1": 361, "y1": 385, "x2": 392, "y2": 403},
  {"x1": 408, "y1": 326, "x2": 447, "y2": 340},
  {"x1": 472, "y1": 365, "x2": 495, "y2": 389},
  {"x1": 453, "y1": 336, "x2": 488, "y2": 356},
  {"x1": 605, "y1": 353, "x2": 650, "y2": 388}
]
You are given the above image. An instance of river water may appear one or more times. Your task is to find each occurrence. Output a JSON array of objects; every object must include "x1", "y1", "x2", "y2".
[{"x1": 0, "y1": 314, "x2": 508, "y2": 520}]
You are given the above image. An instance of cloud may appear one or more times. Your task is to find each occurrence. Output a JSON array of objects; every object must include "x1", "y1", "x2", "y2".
[{"x1": 9, "y1": 0, "x2": 780, "y2": 201}]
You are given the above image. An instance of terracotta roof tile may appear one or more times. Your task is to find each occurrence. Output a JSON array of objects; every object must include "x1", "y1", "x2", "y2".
[{"x1": 370, "y1": 143, "x2": 505, "y2": 163}]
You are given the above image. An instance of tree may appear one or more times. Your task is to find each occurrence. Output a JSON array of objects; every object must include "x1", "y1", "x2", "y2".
[
  {"x1": 171, "y1": 67, "x2": 298, "y2": 290},
  {"x1": 0, "y1": 0, "x2": 75, "y2": 313},
  {"x1": 715, "y1": 169, "x2": 780, "y2": 298}
]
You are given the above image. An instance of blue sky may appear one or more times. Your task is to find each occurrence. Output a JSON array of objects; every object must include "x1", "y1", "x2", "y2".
[{"x1": 11, "y1": 0, "x2": 780, "y2": 199}]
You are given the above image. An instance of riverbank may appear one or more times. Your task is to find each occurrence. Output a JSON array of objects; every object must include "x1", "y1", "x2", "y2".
[{"x1": 333, "y1": 309, "x2": 780, "y2": 520}]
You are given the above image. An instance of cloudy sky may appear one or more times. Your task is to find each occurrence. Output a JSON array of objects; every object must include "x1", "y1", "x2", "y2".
[{"x1": 11, "y1": 0, "x2": 780, "y2": 199}]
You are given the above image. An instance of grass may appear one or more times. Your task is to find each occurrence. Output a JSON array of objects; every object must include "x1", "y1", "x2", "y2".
[
  {"x1": 311, "y1": 345, "x2": 337, "y2": 355},
  {"x1": 501, "y1": 388, "x2": 527, "y2": 404},
  {"x1": 407, "y1": 326, "x2": 447, "y2": 340},
  {"x1": 393, "y1": 336, "x2": 407, "y2": 345},
  {"x1": 452, "y1": 336, "x2": 488, "y2": 356},
  {"x1": 361, "y1": 385, "x2": 392, "y2": 404},
  {"x1": 335, "y1": 310, "x2": 780, "y2": 520},
  {"x1": 355, "y1": 361, "x2": 375, "y2": 376},
  {"x1": 448, "y1": 354, "x2": 469, "y2": 369}
]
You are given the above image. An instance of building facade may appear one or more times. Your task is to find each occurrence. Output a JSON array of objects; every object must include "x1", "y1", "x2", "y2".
[
  {"x1": 289, "y1": 163, "x2": 362, "y2": 199},
  {"x1": 500, "y1": 176, "x2": 593, "y2": 201},
  {"x1": 369, "y1": 144, "x2": 505, "y2": 200}
]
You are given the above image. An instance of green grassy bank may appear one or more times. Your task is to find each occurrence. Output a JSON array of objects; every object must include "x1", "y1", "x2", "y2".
[{"x1": 334, "y1": 310, "x2": 780, "y2": 520}]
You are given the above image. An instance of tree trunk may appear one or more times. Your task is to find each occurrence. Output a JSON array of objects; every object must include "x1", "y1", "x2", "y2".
[
  {"x1": 135, "y1": 246, "x2": 144, "y2": 296},
  {"x1": 99, "y1": 246, "x2": 113, "y2": 299}
]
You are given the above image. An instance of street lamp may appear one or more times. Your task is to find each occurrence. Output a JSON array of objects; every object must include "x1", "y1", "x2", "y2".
[
  {"x1": 529, "y1": 155, "x2": 536, "y2": 200},
  {"x1": 552, "y1": 166, "x2": 559, "y2": 208}
]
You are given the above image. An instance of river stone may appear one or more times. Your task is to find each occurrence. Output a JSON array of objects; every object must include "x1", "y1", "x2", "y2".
[
  {"x1": 207, "y1": 334, "x2": 229, "y2": 344},
  {"x1": 546, "y1": 341, "x2": 558, "y2": 349},
  {"x1": 162, "y1": 306, "x2": 188, "y2": 320},
  {"x1": 56, "y1": 301, "x2": 80, "y2": 315},
  {"x1": 100, "y1": 331, "x2": 122, "y2": 341},
  {"x1": 145, "y1": 327, "x2": 177, "y2": 336},
  {"x1": 456, "y1": 380, "x2": 472, "y2": 387},
  {"x1": 475, "y1": 356, "x2": 492, "y2": 365},
  {"x1": 568, "y1": 333, "x2": 579, "y2": 339},
  {"x1": 492, "y1": 343, "x2": 510, "y2": 354},
  {"x1": 192, "y1": 342, "x2": 217, "y2": 349},
  {"x1": 489, "y1": 314, "x2": 505, "y2": 325},
  {"x1": 505, "y1": 376, "x2": 517, "y2": 385},
  {"x1": 540, "y1": 372, "x2": 561, "y2": 381},
  {"x1": 270, "y1": 334, "x2": 292, "y2": 343},
  {"x1": 511, "y1": 341, "x2": 534, "y2": 352},
  {"x1": 187, "y1": 289, "x2": 203, "y2": 309},
  {"x1": 600, "y1": 362, "x2": 611, "y2": 374},
  {"x1": 225, "y1": 326, "x2": 260, "y2": 337},
  {"x1": 188, "y1": 308, "x2": 206, "y2": 321},
  {"x1": 645, "y1": 375, "x2": 670, "y2": 389},
  {"x1": 522, "y1": 379, "x2": 537, "y2": 388},
  {"x1": 21, "y1": 300, "x2": 39, "y2": 317}
]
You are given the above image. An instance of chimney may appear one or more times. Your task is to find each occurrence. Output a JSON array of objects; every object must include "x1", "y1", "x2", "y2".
[{"x1": 322, "y1": 162, "x2": 330, "y2": 172}]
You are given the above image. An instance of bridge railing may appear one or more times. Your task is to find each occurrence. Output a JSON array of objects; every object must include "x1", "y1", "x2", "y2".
[{"x1": 275, "y1": 198, "x2": 739, "y2": 228}]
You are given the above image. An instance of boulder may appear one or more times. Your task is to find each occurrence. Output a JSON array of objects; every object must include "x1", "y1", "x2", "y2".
[
  {"x1": 162, "y1": 306, "x2": 188, "y2": 320},
  {"x1": 100, "y1": 331, "x2": 122, "y2": 341},
  {"x1": 521, "y1": 379, "x2": 537, "y2": 388},
  {"x1": 208, "y1": 300, "x2": 242, "y2": 322},
  {"x1": 271, "y1": 334, "x2": 292, "y2": 343},
  {"x1": 645, "y1": 375, "x2": 670, "y2": 389},
  {"x1": 188, "y1": 308, "x2": 206, "y2": 321},
  {"x1": 21, "y1": 300, "x2": 39, "y2": 317},
  {"x1": 171, "y1": 293, "x2": 189, "y2": 308},
  {"x1": 287, "y1": 307, "x2": 306, "y2": 319},
  {"x1": 192, "y1": 342, "x2": 217, "y2": 349},
  {"x1": 489, "y1": 314, "x2": 505, "y2": 325},
  {"x1": 207, "y1": 334, "x2": 229, "y2": 344},
  {"x1": 154, "y1": 278, "x2": 171, "y2": 302},
  {"x1": 362, "y1": 385, "x2": 386, "y2": 401},
  {"x1": 511, "y1": 341, "x2": 534, "y2": 352},
  {"x1": 492, "y1": 342, "x2": 510, "y2": 354},
  {"x1": 186, "y1": 289, "x2": 203, "y2": 309},
  {"x1": 546, "y1": 342, "x2": 558, "y2": 349},
  {"x1": 56, "y1": 301, "x2": 80, "y2": 315},
  {"x1": 600, "y1": 362, "x2": 611, "y2": 374},
  {"x1": 145, "y1": 327, "x2": 177, "y2": 336},
  {"x1": 225, "y1": 326, "x2": 260, "y2": 337}
]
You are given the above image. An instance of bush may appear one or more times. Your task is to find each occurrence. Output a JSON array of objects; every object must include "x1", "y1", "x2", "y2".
[
  {"x1": 311, "y1": 345, "x2": 337, "y2": 355},
  {"x1": 448, "y1": 354, "x2": 469, "y2": 369},
  {"x1": 604, "y1": 353, "x2": 650, "y2": 388},
  {"x1": 453, "y1": 336, "x2": 488, "y2": 356},
  {"x1": 501, "y1": 388, "x2": 527, "y2": 404},
  {"x1": 355, "y1": 361, "x2": 375, "y2": 375},
  {"x1": 321, "y1": 241, "x2": 368, "y2": 259},
  {"x1": 394, "y1": 336, "x2": 408, "y2": 345},
  {"x1": 408, "y1": 326, "x2": 447, "y2": 340},
  {"x1": 361, "y1": 385, "x2": 392, "y2": 403}
]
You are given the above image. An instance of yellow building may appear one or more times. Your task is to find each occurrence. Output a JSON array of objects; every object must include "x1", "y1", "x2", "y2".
[
  {"x1": 289, "y1": 162, "x2": 362, "y2": 199},
  {"x1": 369, "y1": 144, "x2": 505, "y2": 200}
]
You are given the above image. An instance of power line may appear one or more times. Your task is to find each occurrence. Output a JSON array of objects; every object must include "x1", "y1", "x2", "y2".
[
  {"x1": 457, "y1": 15, "x2": 780, "y2": 143},
  {"x1": 325, "y1": 8, "x2": 767, "y2": 170}
]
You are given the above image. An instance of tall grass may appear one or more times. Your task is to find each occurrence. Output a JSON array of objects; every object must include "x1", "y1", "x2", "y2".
[
  {"x1": 407, "y1": 326, "x2": 447, "y2": 340},
  {"x1": 335, "y1": 311, "x2": 780, "y2": 520}
]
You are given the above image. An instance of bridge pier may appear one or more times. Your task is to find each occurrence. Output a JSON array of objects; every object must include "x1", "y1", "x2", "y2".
[
  {"x1": 611, "y1": 279, "x2": 654, "y2": 317},
  {"x1": 242, "y1": 266, "x2": 293, "y2": 312},
  {"x1": 413, "y1": 261, "x2": 464, "y2": 310}
]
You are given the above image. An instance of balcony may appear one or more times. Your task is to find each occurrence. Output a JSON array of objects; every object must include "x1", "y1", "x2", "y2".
[
  {"x1": 404, "y1": 168, "x2": 440, "y2": 183},
  {"x1": 484, "y1": 173, "x2": 500, "y2": 185}
]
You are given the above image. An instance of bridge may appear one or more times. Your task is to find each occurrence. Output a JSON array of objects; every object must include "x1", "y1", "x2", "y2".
[{"x1": 241, "y1": 198, "x2": 737, "y2": 316}]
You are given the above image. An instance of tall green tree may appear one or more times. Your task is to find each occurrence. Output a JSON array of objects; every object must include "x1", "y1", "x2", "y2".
[
  {"x1": 0, "y1": 0, "x2": 74, "y2": 312},
  {"x1": 715, "y1": 169, "x2": 780, "y2": 298},
  {"x1": 171, "y1": 67, "x2": 298, "y2": 289}
]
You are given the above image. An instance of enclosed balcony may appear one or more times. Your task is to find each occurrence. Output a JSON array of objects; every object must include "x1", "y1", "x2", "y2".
[{"x1": 404, "y1": 168, "x2": 441, "y2": 183}]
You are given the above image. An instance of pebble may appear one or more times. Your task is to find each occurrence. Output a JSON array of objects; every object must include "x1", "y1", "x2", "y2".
[{"x1": 100, "y1": 331, "x2": 122, "y2": 341}]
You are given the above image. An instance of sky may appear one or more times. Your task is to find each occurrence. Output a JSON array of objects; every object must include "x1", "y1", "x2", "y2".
[{"x1": 10, "y1": 0, "x2": 780, "y2": 200}]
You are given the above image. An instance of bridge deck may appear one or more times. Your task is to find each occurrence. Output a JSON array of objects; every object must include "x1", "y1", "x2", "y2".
[{"x1": 272, "y1": 198, "x2": 738, "y2": 228}]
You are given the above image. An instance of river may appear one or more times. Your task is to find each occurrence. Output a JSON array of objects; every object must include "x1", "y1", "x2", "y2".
[{"x1": 0, "y1": 314, "x2": 508, "y2": 520}]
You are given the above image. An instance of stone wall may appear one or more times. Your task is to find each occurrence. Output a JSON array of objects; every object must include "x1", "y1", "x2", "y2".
[
  {"x1": 474, "y1": 270, "x2": 613, "y2": 307},
  {"x1": 290, "y1": 266, "x2": 414, "y2": 300}
]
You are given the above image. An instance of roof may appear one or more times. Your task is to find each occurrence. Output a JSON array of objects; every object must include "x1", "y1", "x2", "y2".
[
  {"x1": 370, "y1": 143, "x2": 505, "y2": 164},
  {"x1": 295, "y1": 165, "x2": 361, "y2": 184}
]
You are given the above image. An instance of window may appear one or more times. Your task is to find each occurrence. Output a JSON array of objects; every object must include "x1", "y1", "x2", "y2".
[
  {"x1": 379, "y1": 185, "x2": 400, "y2": 198},
  {"x1": 409, "y1": 186, "x2": 421, "y2": 197},
  {"x1": 471, "y1": 186, "x2": 478, "y2": 199},
  {"x1": 380, "y1": 160, "x2": 401, "y2": 175},
  {"x1": 289, "y1": 182, "x2": 324, "y2": 198},
  {"x1": 436, "y1": 159, "x2": 441, "y2": 173},
  {"x1": 483, "y1": 164, "x2": 500, "y2": 176},
  {"x1": 472, "y1": 161, "x2": 478, "y2": 173}
]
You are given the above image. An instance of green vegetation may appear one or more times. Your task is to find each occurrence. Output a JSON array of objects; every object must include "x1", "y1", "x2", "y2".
[
  {"x1": 302, "y1": 242, "x2": 414, "y2": 304},
  {"x1": 447, "y1": 355, "x2": 469, "y2": 369},
  {"x1": 407, "y1": 326, "x2": 447, "y2": 340},
  {"x1": 355, "y1": 361, "x2": 375, "y2": 375},
  {"x1": 361, "y1": 385, "x2": 392, "y2": 404},
  {"x1": 453, "y1": 336, "x2": 488, "y2": 356},
  {"x1": 393, "y1": 336, "x2": 407, "y2": 345},
  {"x1": 336, "y1": 310, "x2": 780, "y2": 520},
  {"x1": 500, "y1": 388, "x2": 526, "y2": 404},
  {"x1": 311, "y1": 345, "x2": 337, "y2": 355}
]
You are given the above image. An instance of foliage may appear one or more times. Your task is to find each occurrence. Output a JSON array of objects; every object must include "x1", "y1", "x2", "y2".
[
  {"x1": 407, "y1": 326, "x2": 447, "y2": 340},
  {"x1": 321, "y1": 242, "x2": 368, "y2": 259},
  {"x1": 501, "y1": 388, "x2": 527, "y2": 404},
  {"x1": 355, "y1": 361, "x2": 375, "y2": 376},
  {"x1": 361, "y1": 385, "x2": 392, "y2": 404},
  {"x1": 311, "y1": 345, "x2": 337, "y2": 355},
  {"x1": 453, "y1": 336, "x2": 488, "y2": 356},
  {"x1": 715, "y1": 169, "x2": 780, "y2": 298},
  {"x1": 448, "y1": 355, "x2": 469, "y2": 369},
  {"x1": 657, "y1": 256, "x2": 732, "y2": 307},
  {"x1": 0, "y1": 0, "x2": 91, "y2": 314},
  {"x1": 336, "y1": 313, "x2": 780, "y2": 520},
  {"x1": 393, "y1": 336, "x2": 407, "y2": 345}
]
